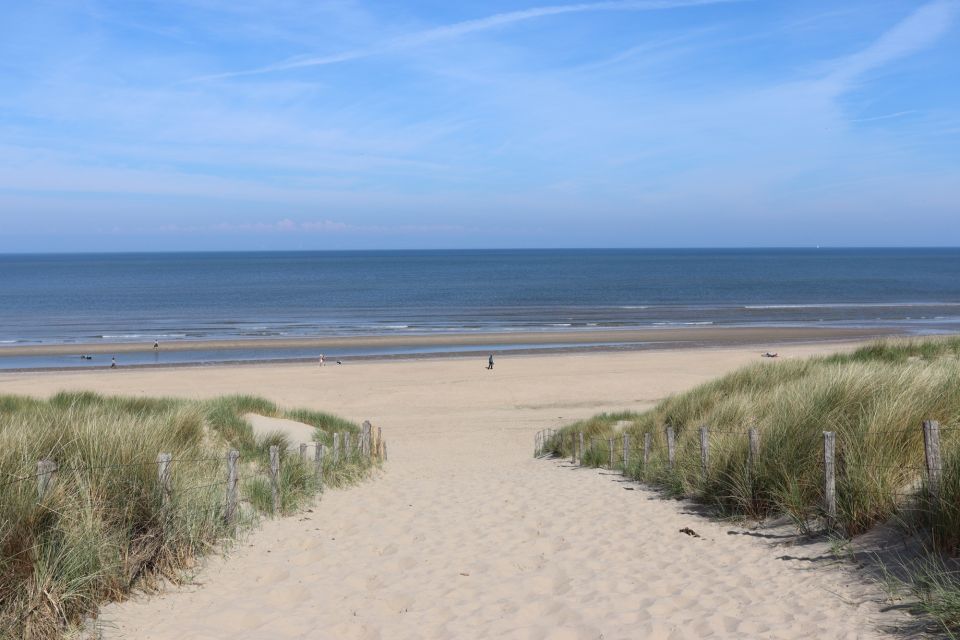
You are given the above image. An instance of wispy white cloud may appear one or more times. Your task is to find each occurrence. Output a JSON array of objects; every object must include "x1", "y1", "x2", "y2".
[
  {"x1": 156, "y1": 218, "x2": 475, "y2": 235},
  {"x1": 822, "y1": 0, "x2": 958, "y2": 93},
  {"x1": 191, "y1": 0, "x2": 746, "y2": 81},
  {"x1": 848, "y1": 110, "x2": 918, "y2": 123}
]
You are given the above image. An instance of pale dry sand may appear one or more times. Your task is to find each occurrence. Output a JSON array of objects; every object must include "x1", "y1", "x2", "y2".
[
  {"x1": 1, "y1": 342, "x2": 899, "y2": 639},
  {"x1": 245, "y1": 413, "x2": 318, "y2": 447}
]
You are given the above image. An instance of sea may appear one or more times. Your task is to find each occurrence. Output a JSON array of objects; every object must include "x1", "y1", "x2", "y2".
[{"x1": 1, "y1": 248, "x2": 959, "y2": 369}]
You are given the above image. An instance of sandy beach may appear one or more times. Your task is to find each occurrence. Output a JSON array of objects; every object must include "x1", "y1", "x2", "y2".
[{"x1": 1, "y1": 340, "x2": 899, "y2": 639}]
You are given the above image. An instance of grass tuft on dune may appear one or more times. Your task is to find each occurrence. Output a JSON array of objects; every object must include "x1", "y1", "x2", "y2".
[{"x1": 0, "y1": 392, "x2": 371, "y2": 639}]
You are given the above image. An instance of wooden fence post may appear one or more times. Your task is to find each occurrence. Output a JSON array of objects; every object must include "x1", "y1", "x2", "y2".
[
  {"x1": 333, "y1": 433, "x2": 340, "y2": 465},
  {"x1": 666, "y1": 427, "x2": 676, "y2": 471},
  {"x1": 383, "y1": 441, "x2": 388, "y2": 462},
  {"x1": 156, "y1": 453, "x2": 172, "y2": 511},
  {"x1": 269, "y1": 445, "x2": 281, "y2": 515},
  {"x1": 377, "y1": 426, "x2": 383, "y2": 460},
  {"x1": 344, "y1": 433, "x2": 352, "y2": 462},
  {"x1": 36, "y1": 459, "x2": 57, "y2": 500},
  {"x1": 823, "y1": 432, "x2": 837, "y2": 530},
  {"x1": 299, "y1": 443, "x2": 308, "y2": 462},
  {"x1": 578, "y1": 432, "x2": 585, "y2": 467},
  {"x1": 314, "y1": 443, "x2": 324, "y2": 483},
  {"x1": 748, "y1": 428, "x2": 759, "y2": 477},
  {"x1": 608, "y1": 437, "x2": 615, "y2": 468},
  {"x1": 570, "y1": 433, "x2": 576, "y2": 464},
  {"x1": 699, "y1": 426, "x2": 709, "y2": 480},
  {"x1": 225, "y1": 449, "x2": 239, "y2": 525},
  {"x1": 923, "y1": 420, "x2": 943, "y2": 501},
  {"x1": 362, "y1": 421, "x2": 372, "y2": 458},
  {"x1": 622, "y1": 433, "x2": 629, "y2": 472},
  {"x1": 643, "y1": 433, "x2": 651, "y2": 468}
]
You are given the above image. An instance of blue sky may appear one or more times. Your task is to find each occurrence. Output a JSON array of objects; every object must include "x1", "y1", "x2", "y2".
[{"x1": 1, "y1": 0, "x2": 958, "y2": 251}]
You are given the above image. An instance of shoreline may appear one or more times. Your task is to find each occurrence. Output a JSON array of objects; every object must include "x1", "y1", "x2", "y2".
[
  {"x1": 0, "y1": 326, "x2": 913, "y2": 373},
  {"x1": 0, "y1": 325, "x2": 906, "y2": 359}
]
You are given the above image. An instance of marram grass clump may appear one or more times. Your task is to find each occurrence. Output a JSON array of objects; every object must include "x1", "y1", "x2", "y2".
[
  {"x1": 543, "y1": 336, "x2": 960, "y2": 631},
  {"x1": 545, "y1": 336, "x2": 960, "y2": 538},
  {"x1": 0, "y1": 392, "x2": 371, "y2": 639}
]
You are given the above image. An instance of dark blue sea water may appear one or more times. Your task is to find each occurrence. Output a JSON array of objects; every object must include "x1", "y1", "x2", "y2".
[{"x1": 1, "y1": 249, "x2": 959, "y2": 367}]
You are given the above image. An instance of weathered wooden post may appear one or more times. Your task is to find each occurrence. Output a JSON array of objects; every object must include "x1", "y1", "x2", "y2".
[
  {"x1": 156, "y1": 453, "x2": 172, "y2": 512},
  {"x1": 269, "y1": 445, "x2": 281, "y2": 515},
  {"x1": 333, "y1": 433, "x2": 340, "y2": 465},
  {"x1": 314, "y1": 443, "x2": 324, "y2": 483},
  {"x1": 699, "y1": 426, "x2": 709, "y2": 480},
  {"x1": 36, "y1": 459, "x2": 57, "y2": 500},
  {"x1": 362, "y1": 421, "x2": 372, "y2": 458},
  {"x1": 377, "y1": 426, "x2": 383, "y2": 460},
  {"x1": 570, "y1": 433, "x2": 576, "y2": 464},
  {"x1": 748, "y1": 428, "x2": 759, "y2": 476},
  {"x1": 578, "y1": 432, "x2": 585, "y2": 467},
  {"x1": 643, "y1": 432, "x2": 651, "y2": 469},
  {"x1": 666, "y1": 427, "x2": 676, "y2": 471},
  {"x1": 923, "y1": 420, "x2": 943, "y2": 502},
  {"x1": 344, "y1": 433, "x2": 352, "y2": 462},
  {"x1": 383, "y1": 441, "x2": 388, "y2": 462},
  {"x1": 622, "y1": 433, "x2": 629, "y2": 471},
  {"x1": 225, "y1": 449, "x2": 240, "y2": 525},
  {"x1": 823, "y1": 431, "x2": 837, "y2": 530},
  {"x1": 299, "y1": 443, "x2": 308, "y2": 462},
  {"x1": 608, "y1": 437, "x2": 615, "y2": 468},
  {"x1": 748, "y1": 427, "x2": 759, "y2": 502}
]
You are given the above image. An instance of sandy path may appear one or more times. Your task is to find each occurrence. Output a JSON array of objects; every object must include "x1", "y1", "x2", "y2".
[{"x1": 2, "y1": 343, "x2": 893, "y2": 639}]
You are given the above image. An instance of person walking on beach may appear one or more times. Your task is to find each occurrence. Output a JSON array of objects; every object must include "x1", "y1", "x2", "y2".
[
  {"x1": 110, "y1": 357, "x2": 117, "y2": 369},
  {"x1": 319, "y1": 354, "x2": 325, "y2": 367},
  {"x1": 487, "y1": 354, "x2": 494, "y2": 370},
  {"x1": 154, "y1": 340, "x2": 159, "y2": 351}
]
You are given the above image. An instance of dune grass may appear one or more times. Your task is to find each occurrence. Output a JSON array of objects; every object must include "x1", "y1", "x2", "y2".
[
  {"x1": 0, "y1": 392, "x2": 372, "y2": 639},
  {"x1": 542, "y1": 335, "x2": 960, "y2": 630}
]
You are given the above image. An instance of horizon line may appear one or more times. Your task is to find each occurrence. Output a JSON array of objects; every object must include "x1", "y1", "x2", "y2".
[{"x1": 2, "y1": 246, "x2": 960, "y2": 257}]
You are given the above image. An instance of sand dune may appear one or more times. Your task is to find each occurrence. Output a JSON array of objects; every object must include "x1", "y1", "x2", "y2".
[
  {"x1": 1, "y1": 343, "x2": 901, "y2": 638},
  {"x1": 245, "y1": 413, "x2": 318, "y2": 446}
]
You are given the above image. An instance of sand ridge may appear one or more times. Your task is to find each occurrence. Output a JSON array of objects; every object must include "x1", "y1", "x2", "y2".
[
  {"x1": 2, "y1": 343, "x2": 900, "y2": 639},
  {"x1": 245, "y1": 413, "x2": 318, "y2": 447}
]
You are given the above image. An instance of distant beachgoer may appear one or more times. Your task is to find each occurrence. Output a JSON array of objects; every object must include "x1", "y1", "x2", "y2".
[
  {"x1": 762, "y1": 352, "x2": 778, "y2": 358},
  {"x1": 154, "y1": 340, "x2": 159, "y2": 350},
  {"x1": 110, "y1": 357, "x2": 117, "y2": 368},
  {"x1": 319, "y1": 354, "x2": 325, "y2": 367},
  {"x1": 487, "y1": 354, "x2": 494, "y2": 370},
  {"x1": 336, "y1": 359, "x2": 343, "y2": 365}
]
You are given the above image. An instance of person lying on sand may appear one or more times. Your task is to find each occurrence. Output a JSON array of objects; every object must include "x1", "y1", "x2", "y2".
[{"x1": 761, "y1": 352, "x2": 778, "y2": 358}]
